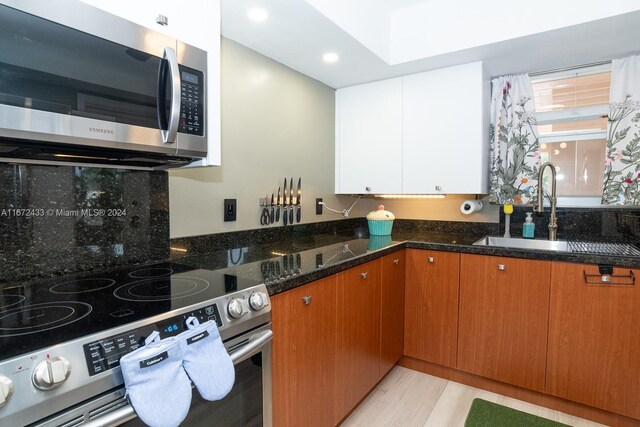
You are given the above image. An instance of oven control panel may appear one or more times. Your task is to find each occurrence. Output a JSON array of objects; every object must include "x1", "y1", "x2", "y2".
[
  {"x1": 83, "y1": 303, "x2": 222, "y2": 377},
  {"x1": 178, "y1": 66, "x2": 204, "y2": 136}
]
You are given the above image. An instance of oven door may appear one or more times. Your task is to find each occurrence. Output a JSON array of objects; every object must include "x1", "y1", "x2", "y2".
[{"x1": 82, "y1": 325, "x2": 272, "y2": 427}]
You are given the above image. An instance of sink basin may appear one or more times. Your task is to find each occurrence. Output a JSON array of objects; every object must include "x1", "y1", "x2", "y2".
[{"x1": 473, "y1": 236, "x2": 570, "y2": 252}]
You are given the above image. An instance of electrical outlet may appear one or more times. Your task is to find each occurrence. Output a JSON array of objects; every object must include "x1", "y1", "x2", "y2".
[
  {"x1": 316, "y1": 198, "x2": 323, "y2": 215},
  {"x1": 224, "y1": 199, "x2": 236, "y2": 221}
]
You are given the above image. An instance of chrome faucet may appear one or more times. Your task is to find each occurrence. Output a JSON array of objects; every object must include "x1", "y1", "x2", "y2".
[{"x1": 534, "y1": 162, "x2": 558, "y2": 241}]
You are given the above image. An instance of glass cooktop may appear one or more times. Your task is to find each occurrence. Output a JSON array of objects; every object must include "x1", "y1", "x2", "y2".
[{"x1": 0, "y1": 262, "x2": 261, "y2": 362}]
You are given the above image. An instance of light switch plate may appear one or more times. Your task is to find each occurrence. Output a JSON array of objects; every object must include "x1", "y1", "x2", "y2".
[{"x1": 224, "y1": 199, "x2": 236, "y2": 222}]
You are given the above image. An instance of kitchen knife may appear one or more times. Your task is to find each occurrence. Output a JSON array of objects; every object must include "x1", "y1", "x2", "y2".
[
  {"x1": 296, "y1": 177, "x2": 302, "y2": 223},
  {"x1": 269, "y1": 193, "x2": 275, "y2": 224},
  {"x1": 275, "y1": 187, "x2": 281, "y2": 222},
  {"x1": 283, "y1": 178, "x2": 288, "y2": 226},
  {"x1": 289, "y1": 177, "x2": 294, "y2": 225},
  {"x1": 296, "y1": 253, "x2": 302, "y2": 272}
]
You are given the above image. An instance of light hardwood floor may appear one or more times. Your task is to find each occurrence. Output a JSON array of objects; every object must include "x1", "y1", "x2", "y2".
[{"x1": 342, "y1": 366, "x2": 606, "y2": 427}]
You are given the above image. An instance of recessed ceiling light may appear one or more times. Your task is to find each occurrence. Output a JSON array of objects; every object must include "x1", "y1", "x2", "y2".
[
  {"x1": 247, "y1": 7, "x2": 268, "y2": 22},
  {"x1": 322, "y1": 52, "x2": 339, "y2": 63}
]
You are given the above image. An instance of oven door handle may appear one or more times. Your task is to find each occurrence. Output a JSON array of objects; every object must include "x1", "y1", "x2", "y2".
[
  {"x1": 229, "y1": 329, "x2": 273, "y2": 365},
  {"x1": 82, "y1": 329, "x2": 273, "y2": 427}
]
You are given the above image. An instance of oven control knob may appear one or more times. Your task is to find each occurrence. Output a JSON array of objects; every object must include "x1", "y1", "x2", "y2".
[
  {"x1": 249, "y1": 292, "x2": 269, "y2": 311},
  {"x1": 32, "y1": 357, "x2": 72, "y2": 390},
  {"x1": 0, "y1": 376, "x2": 14, "y2": 407},
  {"x1": 228, "y1": 298, "x2": 246, "y2": 319}
]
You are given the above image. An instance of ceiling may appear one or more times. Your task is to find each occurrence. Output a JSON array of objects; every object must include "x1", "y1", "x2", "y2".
[{"x1": 221, "y1": 0, "x2": 640, "y2": 89}]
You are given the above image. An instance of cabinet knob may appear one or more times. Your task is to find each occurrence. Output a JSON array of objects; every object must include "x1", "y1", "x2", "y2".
[
  {"x1": 156, "y1": 14, "x2": 168, "y2": 26},
  {"x1": 365, "y1": 187, "x2": 371, "y2": 192},
  {"x1": 393, "y1": 259, "x2": 400, "y2": 265},
  {"x1": 428, "y1": 257, "x2": 434, "y2": 263},
  {"x1": 498, "y1": 264, "x2": 506, "y2": 271},
  {"x1": 435, "y1": 185, "x2": 442, "y2": 191},
  {"x1": 360, "y1": 272, "x2": 368, "y2": 279},
  {"x1": 302, "y1": 296, "x2": 312, "y2": 305}
]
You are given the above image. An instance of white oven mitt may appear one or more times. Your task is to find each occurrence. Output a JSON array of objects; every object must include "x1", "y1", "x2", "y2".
[
  {"x1": 178, "y1": 317, "x2": 235, "y2": 401},
  {"x1": 120, "y1": 332, "x2": 192, "y2": 427}
]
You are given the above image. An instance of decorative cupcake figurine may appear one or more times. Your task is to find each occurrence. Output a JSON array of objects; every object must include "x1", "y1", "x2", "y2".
[{"x1": 366, "y1": 204, "x2": 395, "y2": 236}]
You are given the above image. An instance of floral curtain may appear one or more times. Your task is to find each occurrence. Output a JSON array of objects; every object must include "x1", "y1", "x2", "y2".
[
  {"x1": 602, "y1": 55, "x2": 640, "y2": 205},
  {"x1": 489, "y1": 75, "x2": 540, "y2": 205}
]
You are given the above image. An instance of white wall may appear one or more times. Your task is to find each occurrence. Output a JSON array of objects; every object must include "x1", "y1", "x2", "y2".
[
  {"x1": 360, "y1": 195, "x2": 499, "y2": 224},
  {"x1": 169, "y1": 38, "x2": 366, "y2": 238}
]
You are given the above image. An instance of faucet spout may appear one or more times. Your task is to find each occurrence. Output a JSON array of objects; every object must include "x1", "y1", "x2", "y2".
[{"x1": 535, "y1": 162, "x2": 558, "y2": 241}]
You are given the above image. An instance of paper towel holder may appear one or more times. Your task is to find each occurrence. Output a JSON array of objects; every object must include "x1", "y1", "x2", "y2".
[{"x1": 461, "y1": 200, "x2": 483, "y2": 215}]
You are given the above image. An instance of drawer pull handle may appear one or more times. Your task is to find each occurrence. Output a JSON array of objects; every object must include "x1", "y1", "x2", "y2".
[
  {"x1": 428, "y1": 257, "x2": 434, "y2": 263},
  {"x1": 583, "y1": 270, "x2": 635, "y2": 286},
  {"x1": 393, "y1": 259, "x2": 400, "y2": 265},
  {"x1": 498, "y1": 264, "x2": 506, "y2": 271},
  {"x1": 302, "y1": 296, "x2": 312, "y2": 305},
  {"x1": 360, "y1": 272, "x2": 368, "y2": 279}
]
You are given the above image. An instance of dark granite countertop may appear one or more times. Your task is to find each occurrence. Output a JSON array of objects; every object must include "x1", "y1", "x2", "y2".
[
  {"x1": 173, "y1": 224, "x2": 640, "y2": 296},
  {"x1": 8, "y1": 218, "x2": 639, "y2": 296}
]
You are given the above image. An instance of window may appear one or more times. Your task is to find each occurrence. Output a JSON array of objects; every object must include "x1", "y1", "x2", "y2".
[{"x1": 531, "y1": 64, "x2": 610, "y2": 206}]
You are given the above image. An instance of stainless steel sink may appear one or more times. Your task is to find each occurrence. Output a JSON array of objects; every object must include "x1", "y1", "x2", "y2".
[
  {"x1": 473, "y1": 236, "x2": 570, "y2": 252},
  {"x1": 473, "y1": 236, "x2": 640, "y2": 256}
]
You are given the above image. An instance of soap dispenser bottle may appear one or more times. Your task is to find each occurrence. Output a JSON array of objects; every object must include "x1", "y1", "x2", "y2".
[{"x1": 523, "y1": 212, "x2": 535, "y2": 239}]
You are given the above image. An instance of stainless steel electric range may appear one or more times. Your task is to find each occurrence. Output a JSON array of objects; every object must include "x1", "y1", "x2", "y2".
[{"x1": 0, "y1": 262, "x2": 272, "y2": 427}]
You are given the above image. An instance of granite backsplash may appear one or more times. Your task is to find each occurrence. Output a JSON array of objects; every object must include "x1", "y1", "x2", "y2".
[
  {"x1": 0, "y1": 163, "x2": 169, "y2": 284},
  {"x1": 499, "y1": 206, "x2": 640, "y2": 242}
]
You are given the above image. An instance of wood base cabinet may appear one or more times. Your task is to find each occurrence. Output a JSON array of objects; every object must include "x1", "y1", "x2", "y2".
[
  {"x1": 547, "y1": 262, "x2": 640, "y2": 420},
  {"x1": 336, "y1": 259, "x2": 382, "y2": 423},
  {"x1": 380, "y1": 252, "x2": 406, "y2": 377},
  {"x1": 404, "y1": 249, "x2": 460, "y2": 367},
  {"x1": 457, "y1": 254, "x2": 551, "y2": 392},
  {"x1": 272, "y1": 276, "x2": 337, "y2": 427}
]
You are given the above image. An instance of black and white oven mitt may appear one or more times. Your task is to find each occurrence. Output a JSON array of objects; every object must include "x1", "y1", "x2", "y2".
[
  {"x1": 120, "y1": 332, "x2": 192, "y2": 427},
  {"x1": 178, "y1": 316, "x2": 235, "y2": 401}
]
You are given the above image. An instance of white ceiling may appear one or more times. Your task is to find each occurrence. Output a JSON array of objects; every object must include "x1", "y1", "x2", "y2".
[{"x1": 221, "y1": 0, "x2": 640, "y2": 89}]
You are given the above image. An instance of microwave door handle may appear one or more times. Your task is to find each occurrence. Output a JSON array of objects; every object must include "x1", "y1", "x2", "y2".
[{"x1": 161, "y1": 47, "x2": 181, "y2": 144}]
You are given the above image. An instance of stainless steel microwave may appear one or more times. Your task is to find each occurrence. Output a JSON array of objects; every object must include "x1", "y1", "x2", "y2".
[{"x1": 0, "y1": 0, "x2": 208, "y2": 168}]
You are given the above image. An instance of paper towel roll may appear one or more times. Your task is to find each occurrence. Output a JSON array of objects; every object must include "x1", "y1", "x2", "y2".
[{"x1": 460, "y1": 200, "x2": 483, "y2": 215}]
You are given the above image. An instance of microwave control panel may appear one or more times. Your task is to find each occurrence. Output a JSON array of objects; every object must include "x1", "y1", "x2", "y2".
[{"x1": 179, "y1": 66, "x2": 204, "y2": 136}]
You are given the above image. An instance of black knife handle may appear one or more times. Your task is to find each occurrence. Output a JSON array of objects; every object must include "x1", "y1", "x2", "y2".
[
  {"x1": 270, "y1": 207, "x2": 274, "y2": 224},
  {"x1": 275, "y1": 206, "x2": 280, "y2": 222},
  {"x1": 283, "y1": 206, "x2": 288, "y2": 226},
  {"x1": 296, "y1": 205, "x2": 301, "y2": 223},
  {"x1": 289, "y1": 205, "x2": 294, "y2": 225}
]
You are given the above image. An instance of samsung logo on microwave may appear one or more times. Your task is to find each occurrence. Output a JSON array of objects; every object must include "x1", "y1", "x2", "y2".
[{"x1": 89, "y1": 127, "x2": 115, "y2": 135}]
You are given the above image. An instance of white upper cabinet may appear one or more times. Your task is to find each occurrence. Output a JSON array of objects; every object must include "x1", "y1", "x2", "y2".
[
  {"x1": 335, "y1": 62, "x2": 488, "y2": 194},
  {"x1": 403, "y1": 62, "x2": 488, "y2": 194},
  {"x1": 336, "y1": 78, "x2": 403, "y2": 194},
  {"x1": 80, "y1": 0, "x2": 221, "y2": 166}
]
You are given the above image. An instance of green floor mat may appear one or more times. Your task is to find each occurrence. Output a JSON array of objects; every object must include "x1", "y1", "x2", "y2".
[{"x1": 465, "y1": 398, "x2": 572, "y2": 427}]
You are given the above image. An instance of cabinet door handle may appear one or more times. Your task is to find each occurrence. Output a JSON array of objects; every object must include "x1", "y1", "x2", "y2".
[
  {"x1": 360, "y1": 272, "x2": 368, "y2": 279},
  {"x1": 498, "y1": 264, "x2": 506, "y2": 271},
  {"x1": 393, "y1": 259, "x2": 400, "y2": 265},
  {"x1": 302, "y1": 296, "x2": 312, "y2": 305},
  {"x1": 428, "y1": 257, "x2": 434, "y2": 263},
  {"x1": 583, "y1": 270, "x2": 635, "y2": 286}
]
